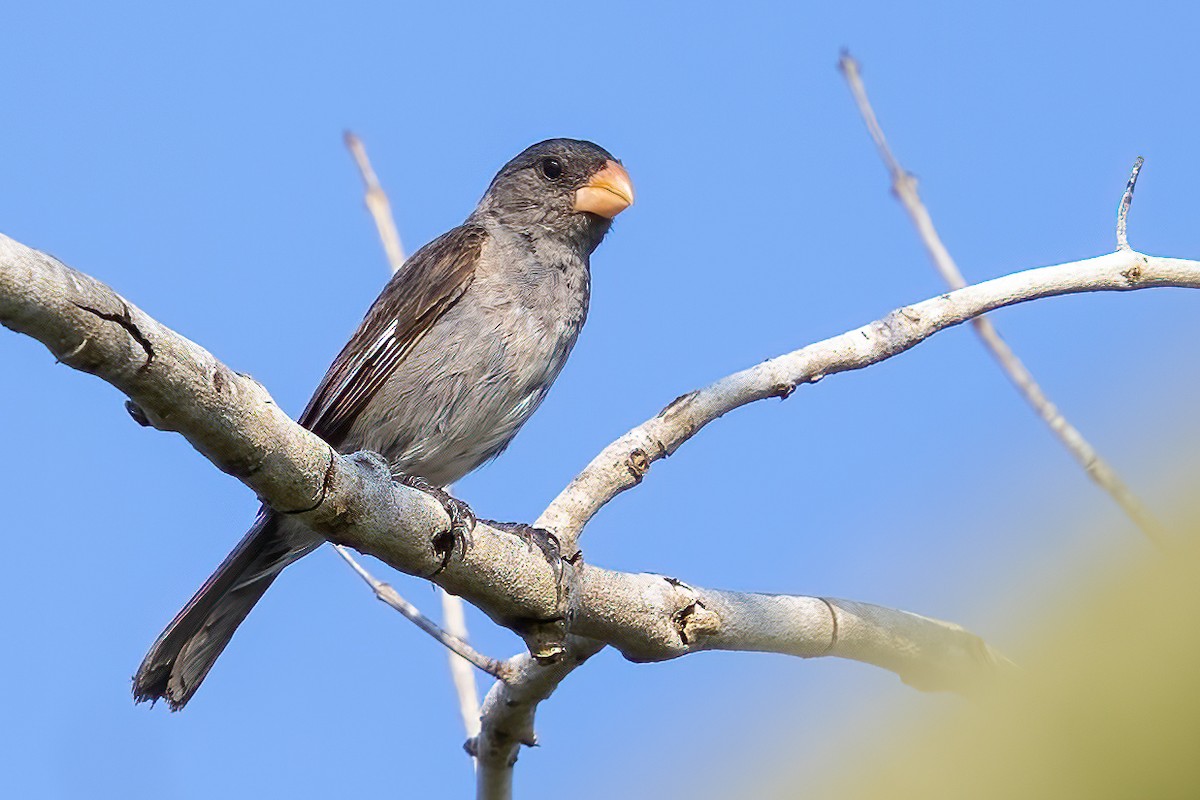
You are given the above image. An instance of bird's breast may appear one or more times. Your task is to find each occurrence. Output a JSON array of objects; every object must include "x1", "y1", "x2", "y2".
[{"x1": 349, "y1": 240, "x2": 590, "y2": 485}]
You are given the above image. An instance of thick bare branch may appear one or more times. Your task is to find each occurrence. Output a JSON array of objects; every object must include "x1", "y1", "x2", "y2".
[
  {"x1": 468, "y1": 568, "x2": 1010, "y2": 799},
  {"x1": 837, "y1": 53, "x2": 1169, "y2": 548},
  {"x1": 6, "y1": 231, "x2": 1194, "y2": 791},
  {"x1": 572, "y1": 566, "x2": 1011, "y2": 691},
  {"x1": 10, "y1": 228, "x2": 1185, "y2": 798},
  {"x1": 4, "y1": 232, "x2": 1194, "y2": 608},
  {"x1": 0, "y1": 231, "x2": 1012, "y2": 685},
  {"x1": 0, "y1": 232, "x2": 569, "y2": 637},
  {"x1": 470, "y1": 638, "x2": 606, "y2": 800}
]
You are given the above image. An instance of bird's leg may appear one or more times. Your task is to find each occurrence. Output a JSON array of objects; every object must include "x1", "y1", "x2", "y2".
[{"x1": 395, "y1": 473, "x2": 476, "y2": 574}]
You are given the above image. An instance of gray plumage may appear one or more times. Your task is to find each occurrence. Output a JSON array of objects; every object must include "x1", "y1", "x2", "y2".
[{"x1": 134, "y1": 138, "x2": 632, "y2": 709}]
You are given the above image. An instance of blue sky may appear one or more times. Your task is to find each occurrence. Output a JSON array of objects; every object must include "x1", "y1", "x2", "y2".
[{"x1": 2, "y1": 2, "x2": 1198, "y2": 798}]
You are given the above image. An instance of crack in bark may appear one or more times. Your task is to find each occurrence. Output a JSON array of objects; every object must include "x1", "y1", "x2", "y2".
[
  {"x1": 280, "y1": 446, "x2": 338, "y2": 515},
  {"x1": 73, "y1": 300, "x2": 154, "y2": 367}
]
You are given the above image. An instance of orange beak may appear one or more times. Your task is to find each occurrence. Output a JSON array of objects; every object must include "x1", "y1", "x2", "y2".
[{"x1": 573, "y1": 159, "x2": 634, "y2": 218}]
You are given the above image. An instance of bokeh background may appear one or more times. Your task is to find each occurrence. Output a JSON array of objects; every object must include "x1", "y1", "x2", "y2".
[{"x1": 2, "y1": 2, "x2": 1198, "y2": 798}]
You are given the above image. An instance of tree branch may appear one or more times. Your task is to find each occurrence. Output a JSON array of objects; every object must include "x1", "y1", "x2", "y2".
[
  {"x1": 440, "y1": 586, "x2": 484, "y2": 739},
  {"x1": 344, "y1": 130, "x2": 407, "y2": 273},
  {"x1": 466, "y1": 568, "x2": 1012, "y2": 800},
  {"x1": 5, "y1": 230, "x2": 1192, "y2": 794},
  {"x1": 571, "y1": 566, "x2": 1011, "y2": 689},
  {"x1": 536, "y1": 248, "x2": 1198, "y2": 552},
  {"x1": 332, "y1": 544, "x2": 508, "y2": 679},
  {"x1": 4, "y1": 231, "x2": 1193, "y2": 613},
  {"x1": 1117, "y1": 156, "x2": 1145, "y2": 252},
  {"x1": 470, "y1": 638, "x2": 605, "y2": 800},
  {"x1": 836, "y1": 53, "x2": 1169, "y2": 548},
  {"x1": 0, "y1": 232, "x2": 568, "y2": 637}
]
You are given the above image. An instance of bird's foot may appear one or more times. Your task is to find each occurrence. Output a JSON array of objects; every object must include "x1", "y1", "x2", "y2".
[
  {"x1": 487, "y1": 521, "x2": 561, "y2": 569},
  {"x1": 396, "y1": 474, "x2": 476, "y2": 575},
  {"x1": 485, "y1": 521, "x2": 565, "y2": 598},
  {"x1": 487, "y1": 521, "x2": 574, "y2": 661}
]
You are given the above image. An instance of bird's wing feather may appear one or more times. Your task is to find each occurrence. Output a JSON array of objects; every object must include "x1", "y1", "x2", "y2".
[{"x1": 298, "y1": 224, "x2": 488, "y2": 445}]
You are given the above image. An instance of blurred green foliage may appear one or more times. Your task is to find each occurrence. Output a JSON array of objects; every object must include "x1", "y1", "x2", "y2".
[{"x1": 796, "y1": 529, "x2": 1200, "y2": 799}]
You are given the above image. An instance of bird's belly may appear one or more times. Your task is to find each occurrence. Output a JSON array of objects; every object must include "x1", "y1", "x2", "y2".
[{"x1": 339, "y1": 298, "x2": 579, "y2": 486}]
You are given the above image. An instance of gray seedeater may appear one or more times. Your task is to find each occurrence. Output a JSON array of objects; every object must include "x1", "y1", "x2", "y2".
[{"x1": 134, "y1": 139, "x2": 633, "y2": 709}]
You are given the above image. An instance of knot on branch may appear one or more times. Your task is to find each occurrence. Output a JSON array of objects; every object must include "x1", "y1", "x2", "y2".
[
  {"x1": 665, "y1": 577, "x2": 721, "y2": 646},
  {"x1": 626, "y1": 448, "x2": 651, "y2": 482},
  {"x1": 772, "y1": 381, "x2": 796, "y2": 399},
  {"x1": 515, "y1": 619, "x2": 568, "y2": 662},
  {"x1": 656, "y1": 391, "x2": 700, "y2": 450},
  {"x1": 660, "y1": 390, "x2": 699, "y2": 420},
  {"x1": 125, "y1": 400, "x2": 152, "y2": 427},
  {"x1": 465, "y1": 724, "x2": 532, "y2": 765},
  {"x1": 676, "y1": 599, "x2": 720, "y2": 645},
  {"x1": 1120, "y1": 262, "x2": 1144, "y2": 286}
]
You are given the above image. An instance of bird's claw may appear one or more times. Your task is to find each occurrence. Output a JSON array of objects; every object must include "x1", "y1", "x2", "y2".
[
  {"x1": 487, "y1": 521, "x2": 560, "y2": 568},
  {"x1": 487, "y1": 521, "x2": 573, "y2": 660},
  {"x1": 485, "y1": 521, "x2": 565, "y2": 600},
  {"x1": 396, "y1": 473, "x2": 475, "y2": 575}
]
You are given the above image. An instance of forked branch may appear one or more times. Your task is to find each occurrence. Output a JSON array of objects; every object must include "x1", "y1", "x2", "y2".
[{"x1": 3, "y1": 225, "x2": 1195, "y2": 798}]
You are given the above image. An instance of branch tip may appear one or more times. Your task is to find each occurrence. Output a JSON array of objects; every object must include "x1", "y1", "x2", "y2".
[
  {"x1": 840, "y1": 61, "x2": 1168, "y2": 549},
  {"x1": 838, "y1": 52, "x2": 905, "y2": 185},
  {"x1": 343, "y1": 132, "x2": 406, "y2": 271},
  {"x1": 1116, "y1": 156, "x2": 1145, "y2": 251}
]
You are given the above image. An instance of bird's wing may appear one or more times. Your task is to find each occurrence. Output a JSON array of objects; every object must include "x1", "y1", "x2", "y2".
[{"x1": 298, "y1": 223, "x2": 488, "y2": 445}]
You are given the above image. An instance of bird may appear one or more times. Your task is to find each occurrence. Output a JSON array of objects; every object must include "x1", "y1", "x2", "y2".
[{"x1": 133, "y1": 138, "x2": 634, "y2": 710}]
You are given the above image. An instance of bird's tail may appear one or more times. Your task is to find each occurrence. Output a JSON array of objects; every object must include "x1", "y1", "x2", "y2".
[{"x1": 133, "y1": 509, "x2": 320, "y2": 710}]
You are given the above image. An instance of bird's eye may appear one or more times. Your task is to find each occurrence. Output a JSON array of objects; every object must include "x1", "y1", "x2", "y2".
[{"x1": 539, "y1": 157, "x2": 563, "y2": 180}]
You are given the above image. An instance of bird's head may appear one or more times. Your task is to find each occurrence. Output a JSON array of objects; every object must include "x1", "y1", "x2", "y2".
[{"x1": 475, "y1": 138, "x2": 634, "y2": 255}]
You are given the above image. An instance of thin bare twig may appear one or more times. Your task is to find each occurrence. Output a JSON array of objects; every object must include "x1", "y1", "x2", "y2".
[
  {"x1": 1116, "y1": 156, "x2": 1145, "y2": 251},
  {"x1": 838, "y1": 52, "x2": 1170, "y2": 549},
  {"x1": 343, "y1": 136, "x2": 484, "y2": 740},
  {"x1": 333, "y1": 544, "x2": 509, "y2": 679},
  {"x1": 441, "y1": 586, "x2": 482, "y2": 738},
  {"x1": 344, "y1": 130, "x2": 407, "y2": 272}
]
